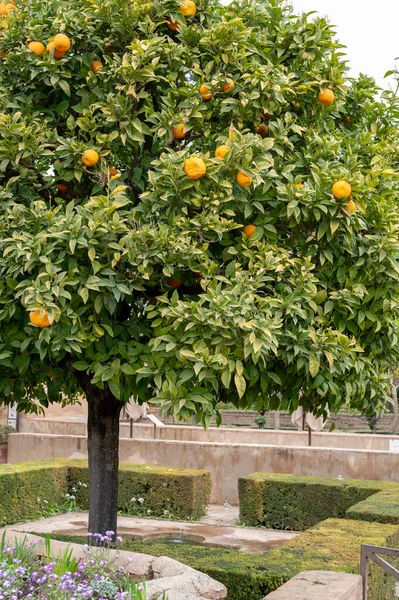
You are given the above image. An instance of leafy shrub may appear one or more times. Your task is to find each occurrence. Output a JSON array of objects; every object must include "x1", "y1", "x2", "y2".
[
  {"x1": 0, "y1": 459, "x2": 211, "y2": 524},
  {"x1": 0, "y1": 425, "x2": 16, "y2": 445},
  {"x1": 239, "y1": 472, "x2": 399, "y2": 529}
]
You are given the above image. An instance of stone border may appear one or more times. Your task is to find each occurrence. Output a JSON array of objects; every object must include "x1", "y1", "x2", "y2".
[
  {"x1": 263, "y1": 571, "x2": 362, "y2": 600},
  {"x1": 4, "y1": 530, "x2": 227, "y2": 600}
]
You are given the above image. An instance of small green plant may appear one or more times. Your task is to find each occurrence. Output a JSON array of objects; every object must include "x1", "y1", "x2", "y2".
[
  {"x1": 254, "y1": 416, "x2": 266, "y2": 429},
  {"x1": 0, "y1": 425, "x2": 15, "y2": 444},
  {"x1": 90, "y1": 576, "x2": 119, "y2": 598},
  {"x1": 45, "y1": 536, "x2": 79, "y2": 576}
]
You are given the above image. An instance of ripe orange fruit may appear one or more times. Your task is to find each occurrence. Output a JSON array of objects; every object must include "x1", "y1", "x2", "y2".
[
  {"x1": 295, "y1": 183, "x2": 304, "y2": 189},
  {"x1": 109, "y1": 167, "x2": 119, "y2": 176},
  {"x1": 92, "y1": 60, "x2": 103, "y2": 74},
  {"x1": 199, "y1": 84, "x2": 212, "y2": 100},
  {"x1": 169, "y1": 277, "x2": 182, "y2": 289},
  {"x1": 172, "y1": 123, "x2": 186, "y2": 139},
  {"x1": 46, "y1": 41, "x2": 65, "y2": 59},
  {"x1": 57, "y1": 183, "x2": 69, "y2": 192},
  {"x1": 215, "y1": 145, "x2": 230, "y2": 159},
  {"x1": 243, "y1": 224, "x2": 256, "y2": 238},
  {"x1": 261, "y1": 112, "x2": 271, "y2": 122},
  {"x1": 341, "y1": 199, "x2": 356, "y2": 216},
  {"x1": 82, "y1": 149, "x2": 99, "y2": 167},
  {"x1": 332, "y1": 180, "x2": 352, "y2": 199},
  {"x1": 222, "y1": 80, "x2": 235, "y2": 93},
  {"x1": 53, "y1": 33, "x2": 71, "y2": 53},
  {"x1": 184, "y1": 156, "x2": 206, "y2": 180},
  {"x1": 179, "y1": 0, "x2": 196, "y2": 16},
  {"x1": 318, "y1": 88, "x2": 335, "y2": 106},
  {"x1": 30, "y1": 309, "x2": 51, "y2": 328},
  {"x1": 167, "y1": 17, "x2": 179, "y2": 30},
  {"x1": 256, "y1": 124, "x2": 269, "y2": 137},
  {"x1": 5, "y1": 3, "x2": 16, "y2": 12},
  {"x1": 0, "y1": 4, "x2": 6, "y2": 15},
  {"x1": 236, "y1": 171, "x2": 252, "y2": 187},
  {"x1": 28, "y1": 41, "x2": 45, "y2": 56}
]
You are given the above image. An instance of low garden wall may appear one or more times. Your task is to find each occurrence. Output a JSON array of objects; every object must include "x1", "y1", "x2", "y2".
[
  {"x1": 9, "y1": 433, "x2": 399, "y2": 504},
  {"x1": 0, "y1": 459, "x2": 211, "y2": 525}
]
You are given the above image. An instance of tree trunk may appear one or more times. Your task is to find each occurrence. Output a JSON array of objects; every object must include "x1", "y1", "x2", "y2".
[{"x1": 74, "y1": 372, "x2": 123, "y2": 538}]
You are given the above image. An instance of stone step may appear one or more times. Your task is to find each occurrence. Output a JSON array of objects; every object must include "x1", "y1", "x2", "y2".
[{"x1": 263, "y1": 571, "x2": 362, "y2": 600}]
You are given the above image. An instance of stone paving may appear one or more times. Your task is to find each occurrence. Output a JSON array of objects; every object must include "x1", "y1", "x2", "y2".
[{"x1": 6, "y1": 504, "x2": 298, "y2": 553}]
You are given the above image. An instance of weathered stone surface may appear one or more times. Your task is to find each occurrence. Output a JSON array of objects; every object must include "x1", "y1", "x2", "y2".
[
  {"x1": 146, "y1": 573, "x2": 226, "y2": 600},
  {"x1": 263, "y1": 570, "x2": 362, "y2": 600},
  {"x1": 151, "y1": 555, "x2": 197, "y2": 578}
]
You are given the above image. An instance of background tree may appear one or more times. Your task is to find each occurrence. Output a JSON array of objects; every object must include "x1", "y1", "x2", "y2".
[{"x1": 0, "y1": 0, "x2": 399, "y2": 536}]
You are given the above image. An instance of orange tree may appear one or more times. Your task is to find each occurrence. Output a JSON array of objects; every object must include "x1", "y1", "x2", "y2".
[{"x1": 0, "y1": 0, "x2": 399, "y2": 535}]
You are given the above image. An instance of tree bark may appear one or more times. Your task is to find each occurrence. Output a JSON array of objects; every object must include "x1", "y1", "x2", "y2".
[{"x1": 74, "y1": 372, "x2": 123, "y2": 538}]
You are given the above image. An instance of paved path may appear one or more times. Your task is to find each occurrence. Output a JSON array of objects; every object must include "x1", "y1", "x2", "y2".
[{"x1": 7, "y1": 506, "x2": 298, "y2": 553}]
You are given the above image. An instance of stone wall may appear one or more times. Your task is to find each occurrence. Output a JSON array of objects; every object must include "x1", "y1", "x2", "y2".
[{"x1": 8, "y1": 432, "x2": 399, "y2": 504}]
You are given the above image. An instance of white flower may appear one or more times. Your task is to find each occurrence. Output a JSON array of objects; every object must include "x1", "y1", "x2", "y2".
[
  {"x1": 138, "y1": 498, "x2": 144, "y2": 504},
  {"x1": 43, "y1": 500, "x2": 48, "y2": 504},
  {"x1": 131, "y1": 497, "x2": 136, "y2": 503},
  {"x1": 37, "y1": 498, "x2": 40, "y2": 502},
  {"x1": 163, "y1": 510, "x2": 169, "y2": 515},
  {"x1": 337, "y1": 475, "x2": 344, "y2": 481},
  {"x1": 147, "y1": 510, "x2": 151, "y2": 514}
]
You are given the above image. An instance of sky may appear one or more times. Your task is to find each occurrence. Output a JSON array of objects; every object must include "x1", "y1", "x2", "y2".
[{"x1": 290, "y1": 0, "x2": 399, "y2": 89}]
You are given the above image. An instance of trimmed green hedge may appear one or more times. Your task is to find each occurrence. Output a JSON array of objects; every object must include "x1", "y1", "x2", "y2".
[
  {"x1": 239, "y1": 472, "x2": 399, "y2": 530},
  {"x1": 0, "y1": 459, "x2": 211, "y2": 524},
  {"x1": 0, "y1": 460, "x2": 69, "y2": 525},
  {"x1": 347, "y1": 491, "x2": 399, "y2": 524},
  {"x1": 48, "y1": 518, "x2": 399, "y2": 600},
  {"x1": 68, "y1": 461, "x2": 211, "y2": 520}
]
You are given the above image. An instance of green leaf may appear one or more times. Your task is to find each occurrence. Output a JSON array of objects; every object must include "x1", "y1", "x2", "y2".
[
  {"x1": 108, "y1": 381, "x2": 121, "y2": 399},
  {"x1": 309, "y1": 354, "x2": 320, "y2": 377},
  {"x1": 234, "y1": 373, "x2": 246, "y2": 398},
  {"x1": 73, "y1": 361, "x2": 89, "y2": 371}
]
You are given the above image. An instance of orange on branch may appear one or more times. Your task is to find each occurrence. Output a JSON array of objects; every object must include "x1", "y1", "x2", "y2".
[
  {"x1": 57, "y1": 183, "x2": 69, "y2": 192},
  {"x1": 28, "y1": 41, "x2": 45, "y2": 55},
  {"x1": 243, "y1": 224, "x2": 256, "y2": 238},
  {"x1": 179, "y1": 0, "x2": 196, "y2": 16},
  {"x1": 109, "y1": 167, "x2": 119, "y2": 176},
  {"x1": 341, "y1": 199, "x2": 356, "y2": 216},
  {"x1": 46, "y1": 41, "x2": 65, "y2": 58},
  {"x1": 172, "y1": 123, "x2": 187, "y2": 139},
  {"x1": 199, "y1": 84, "x2": 212, "y2": 100},
  {"x1": 82, "y1": 149, "x2": 99, "y2": 167},
  {"x1": 318, "y1": 88, "x2": 335, "y2": 106},
  {"x1": 184, "y1": 156, "x2": 206, "y2": 180},
  {"x1": 295, "y1": 183, "x2": 304, "y2": 189},
  {"x1": 53, "y1": 33, "x2": 71, "y2": 53},
  {"x1": 29, "y1": 309, "x2": 50, "y2": 328},
  {"x1": 256, "y1": 124, "x2": 269, "y2": 137},
  {"x1": 332, "y1": 180, "x2": 352, "y2": 199},
  {"x1": 92, "y1": 60, "x2": 103, "y2": 74},
  {"x1": 215, "y1": 145, "x2": 230, "y2": 159},
  {"x1": 167, "y1": 17, "x2": 179, "y2": 30},
  {"x1": 236, "y1": 171, "x2": 252, "y2": 187},
  {"x1": 222, "y1": 80, "x2": 235, "y2": 93}
]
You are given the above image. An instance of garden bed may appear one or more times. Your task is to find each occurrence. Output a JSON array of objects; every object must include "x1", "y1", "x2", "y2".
[{"x1": 47, "y1": 518, "x2": 399, "y2": 600}]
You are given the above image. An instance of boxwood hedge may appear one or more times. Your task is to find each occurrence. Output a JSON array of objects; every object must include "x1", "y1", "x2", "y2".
[
  {"x1": 0, "y1": 459, "x2": 211, "y2": 524},
  {"x1": 239, "y1": 472, "x2": 399, "y2": 530}
]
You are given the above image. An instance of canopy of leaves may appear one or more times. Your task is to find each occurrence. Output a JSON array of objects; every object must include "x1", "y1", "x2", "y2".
[{"x1": 0, "y1": 0, "x2": 399, "y2": 424}]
